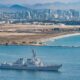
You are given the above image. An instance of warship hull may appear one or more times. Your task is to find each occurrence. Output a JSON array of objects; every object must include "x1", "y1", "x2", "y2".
[{"x1": 0, "y1": 64, "x2": 62, "y2": 71}]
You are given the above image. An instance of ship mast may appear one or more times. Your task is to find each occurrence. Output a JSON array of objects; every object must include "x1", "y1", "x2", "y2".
[{"x1": 32, "y1": 49, "x2": 36, "y2": 59}]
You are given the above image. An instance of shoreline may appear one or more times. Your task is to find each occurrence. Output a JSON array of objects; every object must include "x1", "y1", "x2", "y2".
[
  {"x1": 39, "y1": 33, "x2": 80, "y2": 43},
  {"x1": 0, "y1": 24, "x2": 80, "y2": 46},
  {"x1": 0, "y1": 33, "x2": 80, "y2": 46}
]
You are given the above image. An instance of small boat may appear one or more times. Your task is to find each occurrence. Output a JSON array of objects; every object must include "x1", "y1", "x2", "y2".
[{"x1": 0, "y1": 49, "x2": 62, "y2": 71}]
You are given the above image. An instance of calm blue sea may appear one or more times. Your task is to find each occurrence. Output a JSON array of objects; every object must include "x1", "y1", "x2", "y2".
[{"x1": 0, "y1": 35, "x2": 80, "y2": 80}]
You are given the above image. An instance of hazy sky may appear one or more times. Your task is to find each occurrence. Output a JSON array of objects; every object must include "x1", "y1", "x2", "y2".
[{"x1": 0, "y1": 0, "x2": 80, "y2": 4}]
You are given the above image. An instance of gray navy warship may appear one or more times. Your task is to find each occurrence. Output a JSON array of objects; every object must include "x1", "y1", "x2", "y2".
[{"x1": 0, "y1": 50, "x2": 62, "y2": 71}]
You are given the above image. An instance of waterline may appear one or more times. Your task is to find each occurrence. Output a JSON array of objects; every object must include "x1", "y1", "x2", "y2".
[{"x1": 42, "y1": 33, "x2": 80, "y2": 43}]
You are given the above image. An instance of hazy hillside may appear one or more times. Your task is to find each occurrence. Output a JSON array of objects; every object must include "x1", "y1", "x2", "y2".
[
  {"x1": 0, "y1": 2, "x2": 80, "y2": 10},
  {"x1": 32, "y1": 2, "x2": 80, "y2": 10}
]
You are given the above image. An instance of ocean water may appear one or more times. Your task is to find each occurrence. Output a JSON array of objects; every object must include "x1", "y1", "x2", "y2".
[
  {"x1": 0, "y1": 35, "x2": 80, "y2": 80},
  {"x1": 47, "y1": 35, "x2": 80, "y2": 46}
]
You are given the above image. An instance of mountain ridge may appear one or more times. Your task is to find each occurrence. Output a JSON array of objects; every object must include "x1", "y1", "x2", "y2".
[{"x1": 0, "y1": 2, "x2": 80, "y2": 10}]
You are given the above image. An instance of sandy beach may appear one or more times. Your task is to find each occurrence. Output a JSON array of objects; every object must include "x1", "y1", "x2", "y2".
[{"x1": 0, "y1": 24, "x2": 80, "y2": 46}]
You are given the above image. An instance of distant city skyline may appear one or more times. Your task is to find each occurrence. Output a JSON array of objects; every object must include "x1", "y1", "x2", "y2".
[{"x1": 0, "y1": 0, "x2": 80, "y2": 5}]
